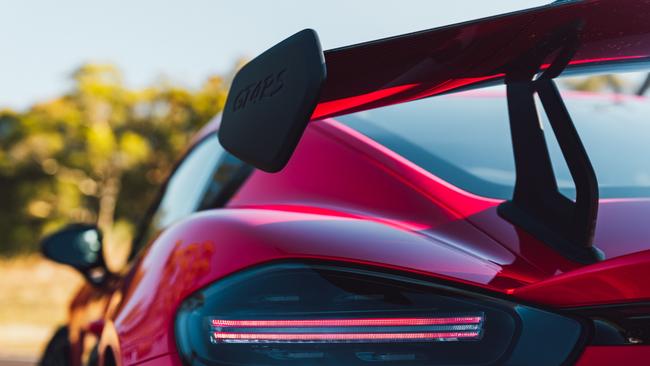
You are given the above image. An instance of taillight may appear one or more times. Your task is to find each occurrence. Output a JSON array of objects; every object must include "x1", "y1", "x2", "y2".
[
  {"x1": 210, "y1": 314, "x2": 484, "y2": 343},
  {"x1": 175, "y1": 263, "x2": 585, "y2": 365}
]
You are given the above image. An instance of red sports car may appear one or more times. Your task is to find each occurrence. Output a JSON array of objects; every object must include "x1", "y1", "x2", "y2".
[{"x1": 39, "y1": 1, "x2": 650, "y2": 365}]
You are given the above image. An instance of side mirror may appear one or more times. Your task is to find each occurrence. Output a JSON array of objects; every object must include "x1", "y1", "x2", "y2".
[{"x1": 40, "y1": 224, "x2": 110, "y2": 286}]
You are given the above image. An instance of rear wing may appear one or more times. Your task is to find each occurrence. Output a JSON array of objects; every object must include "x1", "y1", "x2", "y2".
[{"x1": 219, "y1": 0, "x2": 650, "y2": 264}]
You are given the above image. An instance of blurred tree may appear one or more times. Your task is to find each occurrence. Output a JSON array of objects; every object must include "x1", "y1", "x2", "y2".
[
  {"x1": 563, "y1": 74, "x2": 627, "y2": 93},
  {"x1": 0, "y1": 63, "x2": 228, "y2": 256}
]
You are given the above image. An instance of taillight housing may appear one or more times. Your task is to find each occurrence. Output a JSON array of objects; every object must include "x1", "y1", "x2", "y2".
[
  {"x1": 175, "y1": 263, "x2": 585, "y2": 365},
  {"x1": 210, "y1": 314, "x2": 484, "y2": 344}
]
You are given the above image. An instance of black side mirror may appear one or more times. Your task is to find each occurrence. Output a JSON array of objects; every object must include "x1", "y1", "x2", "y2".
[{"x1": 40, "y1": 224, "x2": 110, "y2": 286}]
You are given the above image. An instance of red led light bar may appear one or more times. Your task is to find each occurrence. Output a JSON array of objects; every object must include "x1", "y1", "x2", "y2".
[
  {"x1": 210, "y1": 314, "x2": 484, "y2": 343},
  {"x1": 214, "y1": 331, "x2": 480, "y2": 343},
  {"x1": 212, "y1": 316, "x2": 482, "y2": 328}
]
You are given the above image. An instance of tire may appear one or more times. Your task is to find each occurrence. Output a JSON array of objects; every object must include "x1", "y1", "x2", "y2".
[
  {"x1": 87, "y1": 345, "x2": 99, "y2": 366},
  {"x1": 39, "y1": 326, "x2": 71, "y2": 366}
]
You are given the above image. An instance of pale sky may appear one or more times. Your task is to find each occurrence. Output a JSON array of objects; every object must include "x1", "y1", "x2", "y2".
[{"x1": 1, "y1": 1, "x2": 552, "y2": 109}]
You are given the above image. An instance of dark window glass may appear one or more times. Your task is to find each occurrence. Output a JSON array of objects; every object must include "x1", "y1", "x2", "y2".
[
  {"x1": 338, "y1": 88, "x2": 650, "y2": 199},
  {"x1": 149, "y1": 134, "x2": 226, "y2": 230},
  {"x1": 131, "y1": 133, "x2": 249, "y2": 258},
  {"x1": 197, "y1": 152, "x2": 252, "y2": 210}
]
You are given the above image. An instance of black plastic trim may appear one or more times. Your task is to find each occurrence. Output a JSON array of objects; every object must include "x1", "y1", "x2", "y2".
[
  {"x1": 498, "y1": 21, "x2": 603, "y2": 264},
  {"x1": 567, "y1": 302, "x2": 650, "y2": 346},
  {"x1": 219, "y1": 29, "x2": 326, "y2": 172}
]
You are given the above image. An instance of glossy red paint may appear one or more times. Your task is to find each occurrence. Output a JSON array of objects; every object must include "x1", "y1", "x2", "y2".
[
  {"x1": 88, "y1": 319, "x2": 105, "y2": 337},
  {"x1": 512, "y1": 249, "x2": 650, "y2": 307},
  {"x1": 229, "y1": 118, "x2": 579, "y2": 282},
  {"x1": 575, "y1": 346, "x2": 650, "y2": 366},
  {"x1": 128, "y1": 353, "x2": 182, "y2": 366}
]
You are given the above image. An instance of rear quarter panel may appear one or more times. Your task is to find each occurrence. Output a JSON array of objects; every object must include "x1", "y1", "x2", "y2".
[
  {"x1": 102, "y1": 207, "x2": 517, "y2": 364},
  {"x1": 99, "y1": 118, "x2": 564, "y2": 364}
]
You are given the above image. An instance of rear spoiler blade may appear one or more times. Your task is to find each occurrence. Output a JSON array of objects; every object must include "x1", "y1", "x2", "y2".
[
  {"x1": 221, "y1": 0, "x2": 650, "y2": 172},
  {"x1": 219, "y1": 0, "x2": 650, "y2": 265},
  {"x1": 315, "y1": 0, "x2": 650, "y2": 119}
]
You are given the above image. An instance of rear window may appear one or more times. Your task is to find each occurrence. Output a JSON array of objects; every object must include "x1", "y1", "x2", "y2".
[{"x1": 337, "y1": 88, "x2": 650, "y2": 199}]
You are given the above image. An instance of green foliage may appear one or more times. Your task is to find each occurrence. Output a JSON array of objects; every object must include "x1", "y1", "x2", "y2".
[
  {"x1": 562, "y1": 74, "x2": 628, "y2": 93},
  {"x1": 0, "y1": 63, "x2": 228, "y2": 256}
]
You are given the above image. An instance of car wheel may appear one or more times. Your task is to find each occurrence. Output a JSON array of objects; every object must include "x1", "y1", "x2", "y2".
[{"x1": 39, "y1": 326, "x2": 71, "y2": 366}]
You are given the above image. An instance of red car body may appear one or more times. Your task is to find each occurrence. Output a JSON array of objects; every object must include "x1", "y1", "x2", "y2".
[{"x1": 47, "y1": 1, "x2": 650, "y2": 365}]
